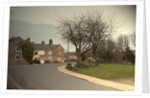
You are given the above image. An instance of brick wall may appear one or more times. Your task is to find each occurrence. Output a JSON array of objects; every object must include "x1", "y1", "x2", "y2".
[
  {"x1": 51, "y1": 45, "x2": 64, "y2": 63},
  {"x1": 8, "y1": 38, "x2": 28, "y2": 66}
]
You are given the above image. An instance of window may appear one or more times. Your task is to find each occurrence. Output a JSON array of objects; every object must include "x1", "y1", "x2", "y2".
[
  {"x1": 38, "y1": 51, "x2": 45, "y2": 55},
  {"x1": 40, "y1": 57, "x2": 46, "y2": 60},
  {"x1": 48, "y1": 56, "x2": 52, "y2": 60},
  {"x1": 57, "y1": 57, "x2": 61, "y2": 61},
  {"x1": 48, "y1": 51, "x2": 52, "y2": 55},
  {"x1": 15, "y1": 54, "x2": 21, "y2": 61},
  {"x1": 16, "y1": 46, "x2": 21, "y2": 52}
]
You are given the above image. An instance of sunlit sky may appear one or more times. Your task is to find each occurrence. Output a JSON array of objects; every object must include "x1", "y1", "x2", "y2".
[{"x1": 9, "y1": 5, "x2": 136, "y2": 52}]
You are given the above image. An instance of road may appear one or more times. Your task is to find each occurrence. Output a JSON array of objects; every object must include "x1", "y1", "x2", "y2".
[{"x1": 8, "y1": 63, "x2": 119, "y2": 90}]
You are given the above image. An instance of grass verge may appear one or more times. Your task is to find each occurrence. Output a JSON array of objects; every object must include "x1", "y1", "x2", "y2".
[{"x1": 70, "y1": 64, "x2": 135, "y2": 80}]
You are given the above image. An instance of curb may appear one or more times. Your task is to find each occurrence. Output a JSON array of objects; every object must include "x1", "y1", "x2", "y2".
[{"x1": 57, "y1": 65, "x2": 134, "y2": 91}]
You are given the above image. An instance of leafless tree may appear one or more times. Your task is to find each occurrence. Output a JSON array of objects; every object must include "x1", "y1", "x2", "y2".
[
  {"x1": 117, "y1": 35, "x2": 123, "y2": 52},
  {"x1": 57, "y1": 15, "x2": 91, "y2": 67},
  {"x1": 130, "y1": 31, "x2": 136, "y2": 47},
  {"x1": 123, "y1": 35, "x2": 129, "y2": 51},
  {"x1": 117, "y1": 34, "x2": 131, "y2": 63},
  {"x1": 117, "y1": 35, "x2": 129, "y2": 52},
  {"x1": 105, "y1": 38, "x2": 116, "y2": 51},
  {"x1": 57, "y1": 10, "x2": 115, "y2": 67},
  {"x1": 83, "y1": 11, "x2": 114, "y2": 66}
]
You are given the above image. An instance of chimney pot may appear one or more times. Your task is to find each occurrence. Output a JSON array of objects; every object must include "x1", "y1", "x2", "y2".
[
  {"x1": 26, "y1": 37, "x2": 30, "y2": 41},
  {"x1": 49, "y1": 39, "x2": 53, "y2": 45},
  {"x1": 42, "y1": 41, "x2": 45, "y2": 44}
]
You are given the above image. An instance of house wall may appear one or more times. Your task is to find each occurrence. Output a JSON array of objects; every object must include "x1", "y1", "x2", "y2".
[
  {"x1": 8, "y1": 39, "x2": 28, "y2": 66},
  {"x1": 33, "y1": 45, "x2": 65, "y2": 63},
  {"x1": 69, "y1": 55, "x2": 77, "y2": 60},
  {"x1": 64, "y1": 53, "x2": 77, "y2": 62},
  {"x1": 37, "y1": 50, "x2": 45, "y2": 55},
  {"x1": 51, "y1": 45, "x2": 64, "y2": 63}
]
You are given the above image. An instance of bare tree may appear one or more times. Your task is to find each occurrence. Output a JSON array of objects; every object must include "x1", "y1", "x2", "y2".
[
  {"x1": 117, "y1": 35, "x2": 123, "y2": 52},
  {"x1": 84, "y1": 11, "x2": 114, "y2": 66},
  {"x1": 105, "y1": 38, "x2": 116, "y2": 51},
  {"x1": 57, "y1": 10, "x2": 115, "y2": 67},
  {"x1": 130, "y1": 31, "x2": 136, "y2": 47},
  {"x1": 57, "y1": 15, "x2": 90, "y2": 67},
  {"x1": 117, "y1": 34, "x2": 131, "y2": 63},
  {"x1": 123, "y1": 35, "x2": 129, "y2": 51},
  {"x1": 117, "y1": 35, "x2": 129, "y2": 52}
]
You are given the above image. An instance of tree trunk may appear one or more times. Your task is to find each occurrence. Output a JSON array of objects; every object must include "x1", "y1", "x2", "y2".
[
  {"x1": 94, "y1": 56, "x2": 99, "y2": 66},
  {"x1": 92, "y1": 50, "x2": 99, "y2": 66},
  {"x1": 76, "y1": 52, "x2": 87, "y2": 67}
]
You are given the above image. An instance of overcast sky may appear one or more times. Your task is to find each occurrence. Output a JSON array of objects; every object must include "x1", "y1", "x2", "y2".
[{"x1": 9, "y1": 6, "x2": 136, "y2": 52}]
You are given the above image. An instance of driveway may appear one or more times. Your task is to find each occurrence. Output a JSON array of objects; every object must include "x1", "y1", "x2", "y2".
[{"x1": 8, "y1": 63, "x2": 119, "y2": 90}]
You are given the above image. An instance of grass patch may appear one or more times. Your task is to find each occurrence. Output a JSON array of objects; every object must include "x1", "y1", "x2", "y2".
[{"x1": 72, "y1": 64, "x2": 135, "y2": 80}]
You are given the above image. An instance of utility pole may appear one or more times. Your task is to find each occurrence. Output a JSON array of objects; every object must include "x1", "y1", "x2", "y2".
[{"x1": 67, "y1": 38, "x2": 69, "y2": 62}]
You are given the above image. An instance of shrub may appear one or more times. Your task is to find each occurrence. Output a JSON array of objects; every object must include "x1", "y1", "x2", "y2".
[
  {"x1": 127, "y1": 53, "x2": 135, "y2": 64},
  {"x1": 21, "y1": 41, "x2": 34, "y2": 64}
]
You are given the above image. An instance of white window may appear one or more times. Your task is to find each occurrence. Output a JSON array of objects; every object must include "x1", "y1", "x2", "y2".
[
  {"x1": 15, "y1": 54, "x2": 22, "y2": 61},
  {"x1": 16, "y1": 46, "x2": 21, "y2": 52},
  {"x1": 57, "y1": 57, "x2": 61, "y2": 61},
  {"x1": 48, "y1": 51, "x2": 52, "y2": 55},
  {"x1": 38, "y1": 51, "x2": 45, "y2": 55},
  {"x1": 48, "y1": 56, "x2": 52, "y2": 60}
]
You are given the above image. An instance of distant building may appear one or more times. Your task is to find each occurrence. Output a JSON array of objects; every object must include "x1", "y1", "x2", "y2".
[
  {"x1": 8, "y1": 37, "x2": 65, "y2": 65},
  {"x1": 65, "y1": 52, "x2": 77, "y2": 62},
  {"x1": 33, "y1": 39, "x2": 65, "y2": 63},
  {"x1": 8, "y1": 37, "x2": 28, "y2": 66}
]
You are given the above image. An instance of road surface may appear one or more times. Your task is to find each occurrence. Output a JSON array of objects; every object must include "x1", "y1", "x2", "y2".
[{"x1": 8, "y1": 64, "x2": 119, "y2": 90}]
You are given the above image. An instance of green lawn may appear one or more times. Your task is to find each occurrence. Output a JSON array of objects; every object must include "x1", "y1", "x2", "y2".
[{"x1": 72, "y1": 64, "x2": 135, "y2": 80}]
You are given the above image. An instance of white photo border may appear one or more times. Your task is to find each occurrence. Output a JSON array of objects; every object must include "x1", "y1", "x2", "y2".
[{"x1": 1, "y1": 0, "x2": 144, "y2": 95}]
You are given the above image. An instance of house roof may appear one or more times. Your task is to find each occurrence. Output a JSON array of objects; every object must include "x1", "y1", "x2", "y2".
[
  {"x1": 9, "y1": 37, "x2": 63, "y2": 51},
  {"x1": 34, "y1": 44, "x2": 59, "y2": 51},
  {"x1": 9, "y1": 37, "x2": 24, "y2": 42}
]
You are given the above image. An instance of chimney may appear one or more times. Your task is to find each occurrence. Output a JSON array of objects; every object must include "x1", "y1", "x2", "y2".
[
  {"x1": 49, "y1": 39, "x2": 53, "y2": 45},
  {"x1": 41, "y1": 41, "x2": 45, "y2": 45},
  {"x1": 26, "y1": 37, "x2": 30, "y2": 41}
]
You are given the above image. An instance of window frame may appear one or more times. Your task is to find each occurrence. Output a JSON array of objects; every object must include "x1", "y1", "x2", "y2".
[
  {"x1": 15, "y1": 54, "x2": 22, "y2": 61},
  {"x1": 16, "y1": 46, "x2": 21, "y2": 52}
]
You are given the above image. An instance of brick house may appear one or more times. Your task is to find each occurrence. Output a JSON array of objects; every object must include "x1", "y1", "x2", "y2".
[
  {"x1": 8, "y1": 37, "x2": 28, "y2": 66},
  {"x1": 33, "y1": 39, "x2": 65, "y2": 63},
  {"x1": 64, "y1": 52, "x2": 77, "y2": 62}
]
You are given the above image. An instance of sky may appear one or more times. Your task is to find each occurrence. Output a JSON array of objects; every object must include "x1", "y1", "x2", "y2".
[{"x1": 9, "y1": 5, "x2": 136, "y2": 52}]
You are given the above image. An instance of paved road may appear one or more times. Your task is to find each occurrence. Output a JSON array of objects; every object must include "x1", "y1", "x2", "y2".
[{"x1": 8, "y1": 64, "x2": 119, "y2": 90}]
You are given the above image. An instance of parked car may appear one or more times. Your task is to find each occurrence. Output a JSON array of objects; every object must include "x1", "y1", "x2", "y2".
[
  {"x1": 33, "y1": 57, "x2": 45, "y2": 64},
  {"x1": 40, "y1": 59, "x2": 45, "y2": 64},
  {"x1": 33, "y1": 59, "x2": 40, "y2": 64}
]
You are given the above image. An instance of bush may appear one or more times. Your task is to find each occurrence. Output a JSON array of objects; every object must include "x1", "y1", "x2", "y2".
[
  {"x1": 66, "y1": 63, "x2": 72, "y2": 70},
  {"x1": 33, "y1": 59, "x2": 40, "y2": 64},
  {"x1": 53, "y1": 60, "x2": 59, "y2": 63},
  {"x1": 21, "y1": 41, "x2": 34, "y2": 64},
  {"x1": 127, "y1": 53, "x2": 135, "y2": 64}
]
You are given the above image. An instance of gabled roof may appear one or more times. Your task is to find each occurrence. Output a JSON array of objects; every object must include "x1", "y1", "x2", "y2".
[{"x1": 34, "y1": 44, "x2": 59, "y2": 51}]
